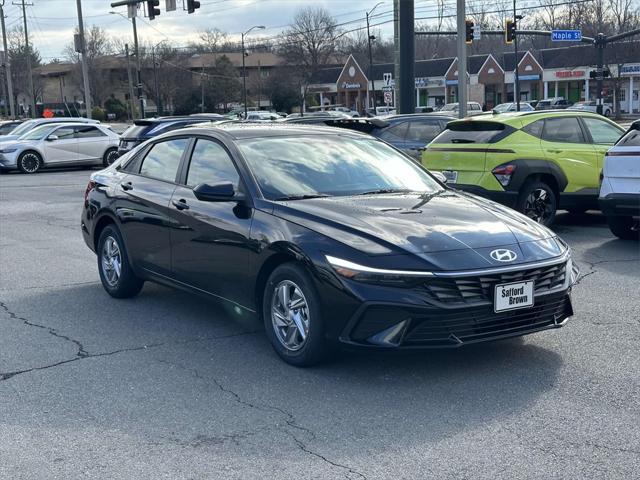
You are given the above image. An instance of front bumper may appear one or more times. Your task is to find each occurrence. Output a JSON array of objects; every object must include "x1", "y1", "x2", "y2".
[
  {"x1": 334, "y1": 255, "x2": 576, "y2": 349},
  {"x1": 599, "y1": 193, "x2": 640, "y2": 217}
]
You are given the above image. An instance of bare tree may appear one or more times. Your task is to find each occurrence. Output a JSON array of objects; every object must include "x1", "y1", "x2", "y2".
[{"x1": 279, "y1": 6, "x2": 341, "y2": 112}]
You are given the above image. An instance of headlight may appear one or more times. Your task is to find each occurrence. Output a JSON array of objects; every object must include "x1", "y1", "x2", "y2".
[
  {"x1": 0, "y1": 148, "x2": 18, "y2": 153},
  {"x1": 325, "y1": 255, "x2": 433, "y2": 285}
]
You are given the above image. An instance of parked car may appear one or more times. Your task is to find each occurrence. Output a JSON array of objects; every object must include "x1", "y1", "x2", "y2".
[
  {"x1": 375, "y1": 106, "x2": 397, "y2": 116},
  {"x1": 82, "y1": 123, "x2": 577, "y2": 366},
  {"x1": 529, "y1": 100, "x2": 540, "y2": 109},
  {"x1": 0, "y1": 120, "x2": 23, "y2": 136},
  {"x1": 568, "y1": 100, "x2": 613, "y2": 117},
  {"x1": 244, "y1": 111, "x2": 283, "y2": 122},
  {"x1": 599, "y1": 120, "x2": 640, "y2": 239},
  {"x1": 0, "y1": 122, "x2": 119, "y2": 173},
  {"x1": 330, "y1": 106, "x2": 359, "y2": 117},
  {"x1": 422, "y1": 111, "x2": 625, "y2": 225},
  {"x1": 118, "y1": 116, "x2": 223, "y2": 157},
  {"x1": 188, "y1": 113, "x2": 227, "y2": 121},
  {"x1": 535, "y1": 98, "x2": 571, "y2": 110},
  {"x1": 439, "y1": 102, "x2": 484, "y2": 116},
  {"x1": 1, "y1": 117, "x2": 100, "y2": 142},
  {"x1": 492, "y1": 102, "x2": 534, "y2": 113}
]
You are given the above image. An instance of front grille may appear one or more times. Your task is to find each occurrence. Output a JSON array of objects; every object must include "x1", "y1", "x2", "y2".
[
  {"x1": 420, "y1": 261, "x2": 566, "y2": 305},
  {"x1": 402, "y1": 292, "x2": 572, "y2": 346}
]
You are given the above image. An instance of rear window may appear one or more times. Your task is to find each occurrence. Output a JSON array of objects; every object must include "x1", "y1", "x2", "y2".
[
  {"x1": 616, "y1": 127, "x2": 640, "y2": 147},
  {"x1": 432, "y1": 121, "x2": 514, "y2": 144},
  {"x1": 121, "y1": 124, "x2": 151, "y2": 139}
]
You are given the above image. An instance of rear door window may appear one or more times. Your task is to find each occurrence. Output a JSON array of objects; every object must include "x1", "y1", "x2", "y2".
[
  {"x1": 75, "y1": 125, "x2": 106, "y2": 138},
  {"x1": 432, "y1": 121, "x2": 514, "y2": 144},
  {"x1": 138, "y1": 138, "x2": 189, "y2": 182},
  {"x1": 582, "y1": 118, "x2": 623, "y2": 145},
  {"x1": 541, "y1": 117, "x2": 585, "y2": 143}
]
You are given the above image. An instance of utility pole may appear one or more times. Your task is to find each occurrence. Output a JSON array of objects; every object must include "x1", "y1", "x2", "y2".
[
  {"x1": 75, "y1": 0, "x2": 92, "y2": 118},
  {"x1": 366, "y1": 3, "x2": 383, "y2": 112},
  {"x1": 242, "y1": 25, "x2": 265, "y2": 118},
  {"x1": 131, "y1": 16, "x2": 145, "y2": 118},
  {"x1": 513, "y1": 0, "x2": 521, "y2": 111},
  {"x1": 1, "y1": 1, "x2": 16, "y2": 118},
  {"x1": 125, "y1": 43, "x2": 135, "y2": 120},
  {"x1": 395, "y1": 0, "x2": 415, "y2": 114},
  {"x1": 200, "y1": 64, "x2": 205, "y2": 113},
  {"x1": 14, "y1": 0, "x2": 35, "y2": 117},
  {"x1": 152, "y1": 47, "x2": 160, "y2": 116},
  {"x1": 455, "y1": 0, "x2": 467, "y2": 118},
  {"x1": 595, "y1": 33, "x2": 606, "y2": 115}
]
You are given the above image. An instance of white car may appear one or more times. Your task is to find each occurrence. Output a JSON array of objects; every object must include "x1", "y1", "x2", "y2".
[
  {"x1": 244, "y1": 111, "x2": 282, "y2": 122},
  {"x1": 492, "y1": 102, "x2": 534, "y2": 113},
  {"x1": 598, "y1": 120, "x2": 640, "y2": 239},
  {"x1": 568, "y1": 100, "x2": 613, "y2": 117},
  {"x1": 439, "y1": 102, "x2": 484, "y2": 116},
  {"x1": 0, "y1": 122, "x2": 119, "y2": 174}
]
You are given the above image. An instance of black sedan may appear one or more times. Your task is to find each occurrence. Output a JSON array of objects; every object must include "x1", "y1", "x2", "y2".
[{"x1": 82, "y1": 124, "x2": 577, "y2": 366}]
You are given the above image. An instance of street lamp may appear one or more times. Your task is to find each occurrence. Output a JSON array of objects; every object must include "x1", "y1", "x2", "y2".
[
  {"x1": 366, "y1": 2, "x2": 384, "y2": 113},
  {"x1": 110, "y1": 10, "x2": 145, "y2": 118},
  {"x1": 242, "y1": 25, "x2": 265, "y2": 118}
]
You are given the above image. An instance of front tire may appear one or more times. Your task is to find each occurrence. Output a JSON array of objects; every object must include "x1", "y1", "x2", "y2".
[
  {"x1": 262, "y1": 263, "x2": 330, "y2": 367},
  {"x1": 97, "y1": 225, "x2": 144, "y2": 298},
  {"x1": 17, "y1": 151, "x2": 42, "y2": 174},
  {"x1": 606, "y1": 215, "x2": 639, "y2": 240},
  {"x1": 516, "y1": 180, "x2": 557, "y2": 226},
  {"x1": 103, "y1": 148, "x2": 118, "y2": 167}
]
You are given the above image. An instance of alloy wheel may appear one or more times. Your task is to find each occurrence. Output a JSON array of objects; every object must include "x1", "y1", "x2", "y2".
[
  {"x1": 101, "y1": 236, "x2": 122, "y2": 287},
  {"x1": 105, "y1": 150, "x2": 118, "y2": 166},
  {"x1": 20, "y1": 153, "x2": 40, "y2": 173},
  {"x1": 271, "y1": 280, "x2": 310, "y2": 351},
  {"x1": 523, "y1": 188, "x2": 553, "y2": 224}
]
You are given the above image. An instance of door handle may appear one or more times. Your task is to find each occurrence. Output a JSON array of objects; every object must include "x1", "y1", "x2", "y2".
[
  {"x1": 546, "y1": 149, "x2": 562, "y2": 154},
  {"x1": 172, "y1": 199, "x2": 189, "y2": 210},
  {"x1": 120, "y1": 181, "x2": 133, "y2": 191}
]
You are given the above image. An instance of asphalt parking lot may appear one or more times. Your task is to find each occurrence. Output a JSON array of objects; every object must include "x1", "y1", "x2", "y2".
[{"x1": 1, "y1": 169, "x2": 639, "y2": 479}]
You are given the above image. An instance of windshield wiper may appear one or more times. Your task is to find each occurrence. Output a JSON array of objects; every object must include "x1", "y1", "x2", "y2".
[
  {"x1": 356, "y1": 188, "x2": 412, "y2": 196},
  {"x1": 274, "y1": 193, "x2": 330, "y2": 201}
]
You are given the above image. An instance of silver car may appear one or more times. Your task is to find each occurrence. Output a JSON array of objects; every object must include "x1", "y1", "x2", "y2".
[
  {"x1": 0, "y1": 117, "x2": 100, "y2": 142},
  {"x1": 0, "y1": 123, "x2": 119, "y2": 174}
]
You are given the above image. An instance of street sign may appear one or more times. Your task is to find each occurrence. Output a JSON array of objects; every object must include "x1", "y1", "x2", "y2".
[
  {"x1": 127, "y1": 3, "x2": 137, "y2": 18},
  {"x1": 551, "y1": 30, "x2": 582, "y2": 41},
  {"x1": 384, "y1": 91, "x2": 393, "y2": 105},
  {"x1": 383, "y1": 72, "x2": 392, "y2": 87},
  {"x1": 473, "y1": 25, "x2": 481, "y2": 40}
]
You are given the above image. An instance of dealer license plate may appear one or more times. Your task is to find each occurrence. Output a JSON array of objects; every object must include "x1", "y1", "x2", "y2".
[
  {"x1": 494, "y1": 280, "x2": 534, "y2": 313},
  {"x1": 442, "y1": 170, "x2": 458, "y2": 184}
]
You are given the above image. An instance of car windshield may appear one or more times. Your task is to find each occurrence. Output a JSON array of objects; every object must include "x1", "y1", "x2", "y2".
[
  {"x1": 18, "y1": 124, "x2": 57, "y2": 141},
  {"x1": 238, "y1": 135, "x2": 442, "y2": 200},
  {"x1": 441, "y1": 104, "x2": 457, "y2": 111},
  {"x1": 10, "y1": 120, "x2": 39, "y2": 137}
]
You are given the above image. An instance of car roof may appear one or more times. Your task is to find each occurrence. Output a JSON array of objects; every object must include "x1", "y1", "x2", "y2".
[
  {"x1": 385, "y1": 113, "x2": 456, "y2": 121},
  {"x1": 447, "y1": 110, "x2": 617, "y2": 127},
  {"x1": 176, "y1": 122, "x2": 369, "y2": 140},
  {"x1": 31, "y1": 122, "x2": 106, "y2": 129}
]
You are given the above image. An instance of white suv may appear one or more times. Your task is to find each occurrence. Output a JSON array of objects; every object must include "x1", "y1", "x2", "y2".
[{"x1": 599, "y1": 120, "x2": 640, "y2": 240}]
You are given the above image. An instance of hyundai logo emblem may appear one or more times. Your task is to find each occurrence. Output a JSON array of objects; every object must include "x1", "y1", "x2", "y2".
[{"x1": 490, "y1": 249, "x2": 518, "y2": 262}]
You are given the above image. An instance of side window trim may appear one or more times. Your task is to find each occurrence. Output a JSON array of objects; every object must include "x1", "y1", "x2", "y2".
[{"x1": 576, "y1": 117, "x2": 594, "y2": 144}]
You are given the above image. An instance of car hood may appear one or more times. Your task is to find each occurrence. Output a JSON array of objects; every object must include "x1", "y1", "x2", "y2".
[{"x1": 273, "y1": 191, "x2": 562, "y2": 268}]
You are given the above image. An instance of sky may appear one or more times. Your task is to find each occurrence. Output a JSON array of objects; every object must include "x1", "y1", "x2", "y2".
[{"x1": 0, "y1": 0, "x2": 424, "y2": 62}]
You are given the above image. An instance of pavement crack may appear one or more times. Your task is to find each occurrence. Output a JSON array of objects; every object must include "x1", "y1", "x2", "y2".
[
  {"x1": 0, "y1": 300, "x2": 89, "y2": 358},
  {"x1": 573, "y1": 258, "x2": 639, "y2": 286}
]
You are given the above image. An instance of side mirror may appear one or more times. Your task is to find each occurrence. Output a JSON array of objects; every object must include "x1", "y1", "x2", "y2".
[
  {"x1": 46, "y1": 135, "x2": 59, "y2": 141},
  {"x1": 431, "y1": 171, "x2": 447, "y2": 184},
  {"x1": 193, "y1": 182, "x2": 239, "y2": 202}
]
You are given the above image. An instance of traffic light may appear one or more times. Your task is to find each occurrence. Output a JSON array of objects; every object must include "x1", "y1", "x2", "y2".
[
  {"x1": 465, "y1": 20, "x2": 474, "y2": 44},
  {"x1": 589, "y1": 69, "x2": 611, "y2": 79},
  {"x1": 147, "y1": 0, "x2": 160, "y2": 20},
  {"x1": 186, "y1": 0, "x2": 201, "y2": 13},
  {"x1": 505, "y1": 19, "x2": 516, "y2": 44}
]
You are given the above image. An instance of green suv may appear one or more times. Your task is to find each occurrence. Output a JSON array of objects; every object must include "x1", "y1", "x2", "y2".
[{"x1": 421, "y1": 111, "x2": 624, "y2": 225}]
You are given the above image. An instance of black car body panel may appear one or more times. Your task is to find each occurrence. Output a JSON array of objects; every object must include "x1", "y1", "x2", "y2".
[{"x1": 82, "y1": 124, "x2": 575, "y2": 352}]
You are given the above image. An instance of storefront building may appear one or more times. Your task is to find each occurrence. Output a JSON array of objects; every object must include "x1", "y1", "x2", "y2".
[{"x1": 620, "y1": 64, "x2": 639, "y2": 114}]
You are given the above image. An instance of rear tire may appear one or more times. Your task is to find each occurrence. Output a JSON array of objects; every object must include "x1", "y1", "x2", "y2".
[
  {"x1": 17, "y1": 151, "x2": 42, "y2": 174},
  {"x1": 606, "y1": 215, "x2": 639, "y2": 240},
  {"x1": 262, "y1": 263, "x2": 330, "y2": 367},
  {"x1": 97, "y1": 225, "x2": 144, "y2": 298},
  {"x1": 103, "y1": 148, "x2": 119, "y2": 167},
  {"x1": 516, "y1": 180, "x2": 557, "y2": 226}
]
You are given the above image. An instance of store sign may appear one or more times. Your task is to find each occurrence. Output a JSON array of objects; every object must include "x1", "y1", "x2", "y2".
[
  {"x1": 555, "y1": 70, "x2": 585, "y2": 78},
  {"x1": 415, "y1": 77, "x2": 444, "y2": 88},
  {"x1": 621, "y1": 64, "x2": 640, "y2": 75},
  {"x1": 340, "y1": 82, "x2": 361, "y2": 89}
]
